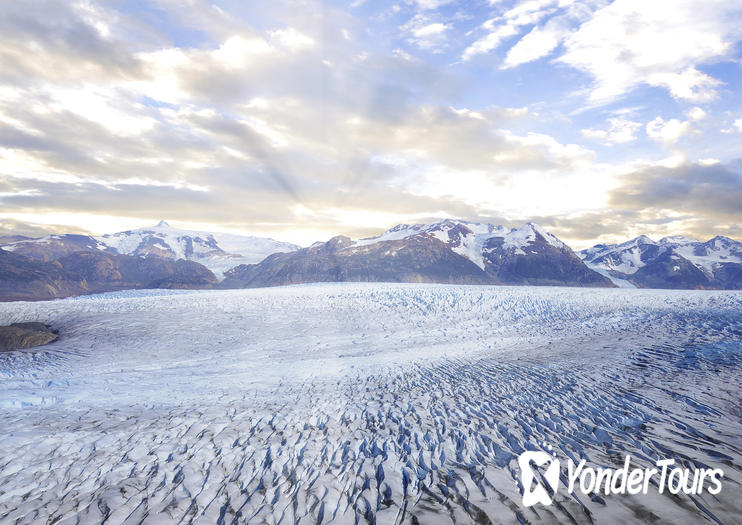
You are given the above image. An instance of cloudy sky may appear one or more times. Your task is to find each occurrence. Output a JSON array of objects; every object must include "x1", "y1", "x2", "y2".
[{"x1": 0, "y1": 0, "x2": 741, "y2": 247}]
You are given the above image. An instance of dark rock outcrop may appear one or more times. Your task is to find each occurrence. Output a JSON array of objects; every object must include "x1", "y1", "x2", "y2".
[
  {"x1": 629, "y1": 250, "x2": 713, "y2": 289},
  {"x1": 57, "y1": 251, "x2": 219, "y2": 292},
  {"x1": 0, "y1": 248, "x2": 218, "y2": 301},
  {"x1": 0, "y1": 248, "x2": 82, "y2": 301},
  {"x1": 0, "y1": 322, "x2": 58, "y2": 351}
]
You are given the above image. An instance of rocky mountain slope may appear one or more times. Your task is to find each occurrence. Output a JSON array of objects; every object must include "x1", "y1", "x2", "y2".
[
  {"x1": 0, "y1": 221, "x2": 299, "y2": 279},
  {"x1": 220, "y1": 233, "x2": 493, "y2": 288},
  {"x1": 0, "y1": 248, "x2": 217, "y2": 301},
  {"x1": 3, "y1": 219, "x2": 741, "y2": 300},
  {"x1": 221, "y1": 220, "x2": 614, "y2": 288},
  {"x1": 0, "y1": 234, "x2": 105, "y2": 262},
  {"x1": 580, "y1": 235, "x2": 742, "y2": 289},
  {"x1": 0, "y1": 221, "x2": 299, "y2": 301}
]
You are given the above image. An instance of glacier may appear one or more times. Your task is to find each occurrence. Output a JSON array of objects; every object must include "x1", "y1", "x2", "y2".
[{"x1": 1, "y1": 284, "x2": 741, "y2": 524}]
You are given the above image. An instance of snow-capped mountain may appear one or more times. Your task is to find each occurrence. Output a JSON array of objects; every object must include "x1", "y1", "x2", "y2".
[
  {"x1": 3, "y1": 219, "x2": 741, "y2": 300},
  {"x1": 0, "y1": 221, "x2": 300, "y2": 279},
  {"x1": 221, "y1": 219, "x2": 613, "y2": 288},
  {"x1": 96, "y1": 221, "x2": 300, "y2": 278},
  {"x1": 356, "y1": 219, "x2": 569, "y2": 269},
  {"x1": 580, "y1": 235, "x2": 742, "y2": 289},
  {"x1": 355, "y1": 220, "x2": 509, "y2": 270},
  {"x1": 0, "y1": 221, "x2": 302, "y2": 299}
]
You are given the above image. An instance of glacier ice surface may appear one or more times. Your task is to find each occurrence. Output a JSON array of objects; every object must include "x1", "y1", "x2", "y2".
[{"x1": 1, "y1": 284, "x2": 741, "y2": 524}]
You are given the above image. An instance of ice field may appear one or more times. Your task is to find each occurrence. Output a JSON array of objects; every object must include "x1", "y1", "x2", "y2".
[{"x1": 1, "y1": 284, "x2": 741, "y2": 524}]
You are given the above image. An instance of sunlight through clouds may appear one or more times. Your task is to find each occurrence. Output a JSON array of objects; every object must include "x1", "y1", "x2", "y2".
[{"x1": 0, "y1": 0, "x2": 740, "y2": 245}]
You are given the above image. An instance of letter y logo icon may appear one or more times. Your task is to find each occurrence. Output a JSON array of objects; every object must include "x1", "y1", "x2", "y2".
[{"x1": 518, "y1": 451, "x2": 560, "y2": 506}]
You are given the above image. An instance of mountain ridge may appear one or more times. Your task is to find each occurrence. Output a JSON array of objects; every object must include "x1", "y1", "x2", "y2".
[
  {"x1": 221, "y1": 219, "x2": 614, "y2": 289},
  {"x1": 1, "y1": 222, "x2": 300, "y2": 279},
  {"x1": 2, "y1": 220, "x2": 741, "y2": 301},
  {"x1": 579, "y1": 234, "x2": 742, "y2": 289}
]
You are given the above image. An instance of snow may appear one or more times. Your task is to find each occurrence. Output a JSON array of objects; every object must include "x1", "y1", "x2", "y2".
[
  {"x1": 1, "y1": 284, "x2": 741, "y2": 524},
  {"x1": 96, "y1": 221, "x2": 299, "y2": 278},
  {"x1": 501, "y1": 225, "x2": 535, "y2": 253},
  {"x1": 581, "y1": 235, "x2": 656, "y2": 276},
  {"x1": 1, "y1": 235, "x2": 54, "y2": 250},
  {"x1": 489, "y1": 222, "x2": 564, "y2": 258},
  {"x1": 583, "y1": 263, "x2": 637, "y2": 288},
  {"x1": 673, "y1": 238, "x2": 742, "y2": 275},
  {"x1": 584, "y1": 234, "x2": 742, "y2": 281},
  {"x1": 524, "y1": 222, "x2": 565, "y2": 249},
  {"x1": 355, "y1": 220, "x2": 509, "y2": 270},
  {"x1": 449, "y1": 232, "x2": 486, "y2": 269},
  {"x1": 611, "y1": 246, "x2": 646, "y2": 274},
  {"x1": 355, "y1": 220, "x2": 565, "y2": 270},
  {"x1": 354, "y1": 224, "x2": 427, "y2": 246},
  {"x1": 659, "y1": 235, "x2": 699, "y2": 245},
  {"x1": 581, "y1": 235, "x2": 658, "y2": 273}
]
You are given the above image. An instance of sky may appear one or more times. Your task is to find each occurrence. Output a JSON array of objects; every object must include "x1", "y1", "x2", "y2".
[{"x1": 0, "y1": 0, "x2": 741, "y2": 248}]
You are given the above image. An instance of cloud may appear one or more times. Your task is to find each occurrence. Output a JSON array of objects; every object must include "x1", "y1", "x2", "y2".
[
  {"x1": 502, "y1": 18, "x2": 565, "y2": 68},
  {"x1": 685, "y1": 107, "x2": 708, "y2": 121},
  {"x1": 462, "y1": 0, "x2": 562, "y2": 61},
  {"x1": 645, "y1": 117, "x2": 694, "y2": 144},
  {"x1": 500, "y1": 2, "x2": 599, "y2": 69},
  {"x1": 530, "y1": 206, "x2": 742, "y2": 248},
  {"x1": 0, "y1": 0, "x2": 589, "y2": 245},
  {"x1": 462, "y1": 23, "x2": 520, "y2": 61},
  {"x1": 401, "y1": 15, "x2": 451, "y2": 51},
  {"x1": 0, "y1": 0, "x2": 738, "y2": 247},
  {"x1": 267, "y1": 28, "x2": 315, "y2": 51},
  {"x1": 720, "y1": 118, "x2": 742, "y2": 133},
  {"x1": 529, "y1": 161, "x2": 742, "y2": 245},
  {"x1": 463, "y1": 1, "x2": 742, "y2": 104},
  {"x1": 558, "y1": 0, "x2": 742, "y2": 104},
  {"x1": 0, "y1": 217, "x2": 90, "y2": 238},
  {"x1": 611, "y1": 161, "x2": 742, "y2": 218},
  {"x1": 406, "y1": 0, "x2": 455, "y2": 10},
  {"x1": 646, "y1": 68, "x2": 722, "y2": 103},
  {"x1": 527, "y1": 209, "x2": 642, "y2": 244},
  {"x1": 462, "y1": 1, "x2": 598, "y2": 66},
  {"x1": 581, "y1": 117, "x2": 642, "y2": 145}
]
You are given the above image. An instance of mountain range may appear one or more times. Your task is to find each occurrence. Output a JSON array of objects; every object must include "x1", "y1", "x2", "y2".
[
  {"x1": 1, "y1": 220, "x2": 740, "y2": 301},
  {"x1": 220, "y1": 220, "x2": 612, "y2": 288},
  {"x1": 580, "y1": 234, "x2": 742, "y2": 289},
  {"x1": 95, "y1": 221, "x2": 300, "y2": 278}
]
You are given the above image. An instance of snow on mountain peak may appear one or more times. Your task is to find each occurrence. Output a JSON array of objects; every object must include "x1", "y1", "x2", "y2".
[
  {"x1": 581, "y1": 235, "x2": 657, "y2": 265},
  {"x1": 580, "y1": 231, "x2": 742, "y2": 288},
  {"x1": 353, "y1": 220, "x2": 567, "y2": 269},
  {"x1": 708, "y1": 235, "x2": 737, "y2": 246},
  {"x1": 95, "y1": 223, "x2": 299, "y2": 278},
  {"x1": 659, "y1": 235, "x2": 697, "y2": 246},
  {"x1": 504, "y1": 222, "x2": 565, "y2": 252},
  {"x1": 633, "y1": 235, "x2": 656, "y2": 245}
]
